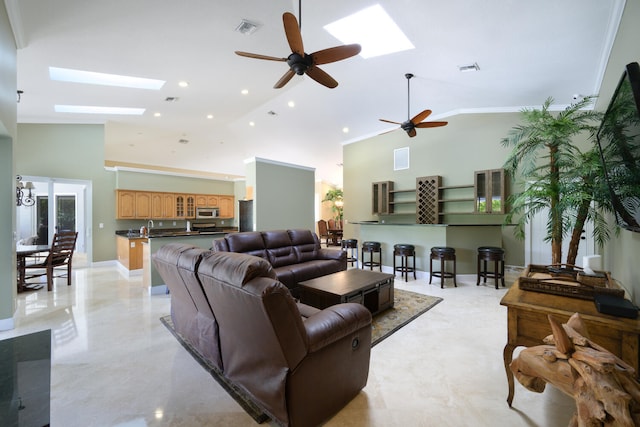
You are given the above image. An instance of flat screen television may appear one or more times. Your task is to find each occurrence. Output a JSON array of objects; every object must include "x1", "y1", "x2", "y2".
[{"x1": 596, "y1": 62, "x2": 640, "y2": 232}]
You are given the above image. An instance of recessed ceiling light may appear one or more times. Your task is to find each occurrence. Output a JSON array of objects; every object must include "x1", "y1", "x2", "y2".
[
  {"x1": 154, "y1": 112, "x2": 161, "y2": 117},
  {"x1": 249, "y1": 121, "x2": 255, "y2": 127},
  {"x1": 54, "y1": 105, "x2": 145, "y2": 115},
  {"x1": 178, "y1": 81, "x2": 189, "y2": 87},
  {"x1": 206, "y1": 114, "x2": 214, "y2": 119},
  {"x1": 49, "y1": 67, "x2": 165, "y2": 90},
  {"x1": 178, "y1": 139, "x2": 189, "y2": 144},
  {"x1": 324, "y1": 5, "x2": 414, "y2": 59},
  {"x1": 342, "y1": 127, "x2": 349, "y2": 133},
  {"x1": 241, "y1": 89, "x2": 249, "y2": 95},
  {"x1": 288, "y1": 101, "x2": 295, "y2": 108}
]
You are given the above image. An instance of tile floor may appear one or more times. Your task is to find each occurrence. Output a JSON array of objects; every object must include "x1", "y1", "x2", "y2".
[{"x1": 1, "y1": 261, "x2": 576, "y2": 427}]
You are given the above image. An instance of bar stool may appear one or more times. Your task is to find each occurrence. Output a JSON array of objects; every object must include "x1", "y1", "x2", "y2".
[
  {"x1": 477, "y1": 246, "x2": 505, "y2": 289},
  {"x1": 429, "y1": 247, "x2": 457, "y2": 288},
  {"x1": 393, "y1": 244, "x2": 416, "y2": 281},
  {"x1": 341, "y1": 239, "x2": 358, "y2": 267},
  {"x1": 361, "y1": 241, "x2": 382, "y2": 271}
]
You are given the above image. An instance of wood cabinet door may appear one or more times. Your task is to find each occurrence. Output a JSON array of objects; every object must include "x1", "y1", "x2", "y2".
[
  {"x1": 117, "y1": 190, "x2": 136, "y2": 219},
  {"x1": 206, "y1": 195, "x2": 219, "y2": 207},
  {"x1": 185, "y1": 195, "x2": 196, "y2": 218},
  {"x1": 135, "y1": 192, "x2": 152, "y2": 219},
  {"x1": 151, "y1": 193, "x2": 163, "y2": 218},
  {"x1": 162, "y1": 193, "x2": 175, "y2": 218},
  {"x1": 218, "y1": 196, "x2": 234, "y2": 218}
]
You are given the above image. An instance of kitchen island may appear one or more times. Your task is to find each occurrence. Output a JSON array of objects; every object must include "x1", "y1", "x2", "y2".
[
  {"x1": 139, "y1": 232, "x2": 229, "y2": 294},
  {"x1": 351, "y1": 221, "x2": 504, "y2": 276}
]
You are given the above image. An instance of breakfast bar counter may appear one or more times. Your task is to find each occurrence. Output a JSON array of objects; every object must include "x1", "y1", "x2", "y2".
[{"x1": 350, "y1": 221, "x2": 504, "y2": 274}]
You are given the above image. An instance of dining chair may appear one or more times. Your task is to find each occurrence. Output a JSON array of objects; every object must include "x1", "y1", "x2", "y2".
[
  {"x1": 317, "y1": 219, "x2": 330, "y2": 247},
  {"x1": 24, "y1": 230, "x2": 78, "y2": 291}
]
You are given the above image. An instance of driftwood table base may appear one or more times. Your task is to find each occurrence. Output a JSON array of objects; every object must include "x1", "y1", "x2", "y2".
[{"x1": 510, "y1": 313, "x2": 640, "y2": 427}]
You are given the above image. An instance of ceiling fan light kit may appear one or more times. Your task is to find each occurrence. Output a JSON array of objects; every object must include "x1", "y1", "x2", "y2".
[{"x1": 379, "y1": 73, "x2": 448, "y2": 138}]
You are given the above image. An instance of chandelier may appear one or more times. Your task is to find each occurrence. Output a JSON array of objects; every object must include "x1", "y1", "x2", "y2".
[{"x1": 16, "y1": 176, "x2": 35, "y2": 207}]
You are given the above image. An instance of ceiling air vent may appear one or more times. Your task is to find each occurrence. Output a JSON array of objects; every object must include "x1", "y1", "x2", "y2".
[
  {"x1": 165, "y1": 96, "x2": 180, "y2": 102},
  {"x1": 235, "y1": 19, "x2": 260, "y2": 35}
]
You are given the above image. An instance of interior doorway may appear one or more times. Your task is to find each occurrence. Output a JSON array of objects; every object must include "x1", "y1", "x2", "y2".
[
  {"x1": 525, "y1": 206, "x2": 594, "y2": 267},
  {"x1": 16, "y1": 176, "x2": 92, "y2": 265}
]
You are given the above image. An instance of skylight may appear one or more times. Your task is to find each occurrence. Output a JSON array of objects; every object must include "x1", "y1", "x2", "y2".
[
  {"x1": 49, "y1": 67, "x2": 165, "y2": 90},
  {"x1": 54, "y1": 105, "x2": 145, "y2": 115},
  {"x1": 324, "y1": 4, "x2": 414, "y2": 59}
]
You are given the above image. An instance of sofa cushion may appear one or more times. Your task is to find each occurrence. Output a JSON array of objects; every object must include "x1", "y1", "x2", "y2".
[
  {"x1": 288, "y1": 229, "x2": 321, "y2": 262},
  {"x1": 224, "y1": 231, "x2": 268, "y2": 260},
  {"x1": 262, "y1": 230, "x2": 299, "y2": 267}
]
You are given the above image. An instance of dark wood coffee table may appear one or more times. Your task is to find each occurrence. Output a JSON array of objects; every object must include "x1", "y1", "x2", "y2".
[{"x1": 298, "y1": 269, "x2": 394, "y2": 315}]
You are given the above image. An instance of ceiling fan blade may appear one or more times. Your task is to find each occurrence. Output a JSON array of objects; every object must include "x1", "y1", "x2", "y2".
[
  {"x1": 379, "y1": 119, "x2": 402, "y2": 125},
  {"x1": 306, "y1": 66, "x2": 338, "y2": 88},
  {"x1": 410, "y1": 109, "x2": 432, "y2": 125},
  {"x1": 235, "y1": 51, "x2": 287, "y2": 62},
  {"x1": 415, "y1": 121, "x2": 449, "y2": 128},
  {"x1": 407, "y1": 128, "x2": 417, "y2": 138},
  {"x1": 312, "y1": 44, "x2": 362, "y2": 65},
  {"x1": 274, "y1": 69, "x2": 296, "y2": 89},
  {"x1": 283, "y1": 12, "x2": 304, "y2": 55}
]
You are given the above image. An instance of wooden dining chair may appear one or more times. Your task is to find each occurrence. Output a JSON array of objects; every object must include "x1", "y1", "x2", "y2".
[
  {"x1": 24, "y1": 230, "x2": 78, "y2": 291},
  {"x1": 317, "y1": 220, "x2": 330, "y2": 247}
]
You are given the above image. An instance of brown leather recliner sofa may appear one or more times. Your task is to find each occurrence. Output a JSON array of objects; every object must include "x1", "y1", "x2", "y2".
[
  {"x1": 153, "y1": 243, "x2": 372, "y2": 427},
  {"x1": 211, "y1": 229, "x2": 347, "y2": 298}
]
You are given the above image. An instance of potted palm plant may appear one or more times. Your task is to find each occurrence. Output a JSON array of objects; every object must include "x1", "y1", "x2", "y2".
[
  {"x1": 502, "y1": 96, "x2": 609, "y2": 265},
  {"x1": 322, "y1": 188, "x2": 344, "y2": 222}
]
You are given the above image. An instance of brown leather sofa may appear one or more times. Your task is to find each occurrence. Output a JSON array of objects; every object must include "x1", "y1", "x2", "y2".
[
  {"x1": 212, "y1": 229, "x2": 347, "y2": 298},
  {"x1": 153, "y1": 243, "x2": 372, "y2": 427}
]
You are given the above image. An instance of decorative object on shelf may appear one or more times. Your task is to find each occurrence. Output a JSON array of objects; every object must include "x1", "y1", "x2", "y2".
[
  {"x1": 16, "y1": 175, "x2": 35, "y2": 207},
  {"x1": 323, "y1": 188, "x2": 343, "y2": 221},
  {"x1": 234, "y1": 0, "x2": 360, "y2": 89},
  {"x1": 379, "y1": 73, "x2": 448, "y2": 138}
]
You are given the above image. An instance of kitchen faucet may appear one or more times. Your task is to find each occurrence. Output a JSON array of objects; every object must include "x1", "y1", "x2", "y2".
[{"x1": 148, "y1": 219, "x2": 154, "y2": 231}]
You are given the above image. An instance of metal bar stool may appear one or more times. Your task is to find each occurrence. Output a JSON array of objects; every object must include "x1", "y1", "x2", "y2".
[
  {"x1": 429, "y1": 246, "x2": 457, "y2": 288},
  {"x1": 393, "y1": 244, "x2": 416, "y2": 281},
  {"x1": 361, "y1": 241, "x2": 382, "y2": 271},
  {"x1": 476, "y1": 246, "x2": 505, "y2": 289},
  {"x1": 341, "y1": 238, "x2": 358, "y2": 267}
]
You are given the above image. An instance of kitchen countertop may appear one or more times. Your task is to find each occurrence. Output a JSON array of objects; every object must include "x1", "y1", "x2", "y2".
[{"x1": 115, "y1": 229, "x2": 233, "y2": 239}]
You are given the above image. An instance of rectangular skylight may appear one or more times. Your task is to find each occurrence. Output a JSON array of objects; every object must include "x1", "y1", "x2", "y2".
[
  {"x1": 324, "y1": 4, "x2": 414, "y2": 59},
  {"x1": 49, "y1": 67, "x2": 165, "y2": 90},
  {"x1": 54, "y1": 105, "x2": 145, "y2": 115}
]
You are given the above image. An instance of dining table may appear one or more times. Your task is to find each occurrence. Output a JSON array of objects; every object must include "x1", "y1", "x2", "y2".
[
  {"x1": 327, "y1": 228, "x2": 343, "y2": 246},
  {"x1": 16, "y1": 244, "x2": 50, "y2": 292}
]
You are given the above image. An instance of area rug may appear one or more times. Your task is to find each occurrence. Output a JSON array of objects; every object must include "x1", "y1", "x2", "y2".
[
  {"x1": 159, "y1": 288, "x2": 442, "y2": 423},
  {"x1": 371, "y1": 289, "x2": 442, "y2": 346}
]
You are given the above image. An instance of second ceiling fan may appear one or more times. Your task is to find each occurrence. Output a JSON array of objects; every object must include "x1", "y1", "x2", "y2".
[
  {"x1": 235, "y1": 6, "x2": 361, "y2": 89},
  {"x1": 380, "y1": 73, "x2": 448, "y2": 138}
]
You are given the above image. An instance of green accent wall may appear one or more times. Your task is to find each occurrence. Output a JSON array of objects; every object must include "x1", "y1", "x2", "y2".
[{"x1": 0, "y1": 3, "x2": 18, "y2": 327}]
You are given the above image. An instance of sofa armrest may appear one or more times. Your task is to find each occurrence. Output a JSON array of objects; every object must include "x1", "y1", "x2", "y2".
[
  {"x1": 317, "y1": 248, "x2": 347, "y2": 262},
  {"x1": 304, "y1": 303, "x2": 372, "y2": 352}
]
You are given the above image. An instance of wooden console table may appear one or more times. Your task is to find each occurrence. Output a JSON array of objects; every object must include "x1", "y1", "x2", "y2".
[{"x1": 500, "y1": 280, "x2": 640, "y2": 407}]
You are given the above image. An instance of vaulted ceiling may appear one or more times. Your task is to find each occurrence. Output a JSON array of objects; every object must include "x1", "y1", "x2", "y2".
[{"x1": 8, "y1": 0, "x2": 625, "y2": 185}]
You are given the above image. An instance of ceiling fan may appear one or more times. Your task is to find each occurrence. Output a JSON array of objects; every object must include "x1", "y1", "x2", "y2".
[
  {"x1": 234, "y1": 7, "x2": 361, "y2": 89},
  {"x1": 380, "y1": 73, "x2": 448, "y2": 138}
]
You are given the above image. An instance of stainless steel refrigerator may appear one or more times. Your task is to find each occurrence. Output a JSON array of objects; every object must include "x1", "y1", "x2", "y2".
[{"x1": 238, "y1": 199, "x2": 254, "y2": 232}]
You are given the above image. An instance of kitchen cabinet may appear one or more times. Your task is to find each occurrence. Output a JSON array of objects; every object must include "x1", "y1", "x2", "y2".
[
  {"x1": 117, "y1": 190, "x2": 233, "y2": 220},
  {"x1": 218, "y1": 195, "x2": 234, "y2": 218},
  {"x1": 175, "y1": 194, "x2": 196, "y2": 219},
  {"x1": 474, "y1": 169, "x2": 506, "y2": 214},
  {"x1": 116, "y1": 235, "x2": 147, "y2": 270},
  {"x1": 116, "y1": 190, "x2": 152, "y2": 219},
  {"x1": 195, "y1": 195, "x2": 219, "y2": 207}
]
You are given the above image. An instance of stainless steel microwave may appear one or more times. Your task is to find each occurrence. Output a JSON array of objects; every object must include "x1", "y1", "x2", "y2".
[{"x1": 196, "y1": 207, "x2": 219, "y2": 219}]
